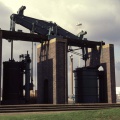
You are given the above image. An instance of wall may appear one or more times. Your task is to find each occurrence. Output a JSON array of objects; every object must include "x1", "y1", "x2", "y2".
[
  {"x1": 87, "y1": 44, "x2": 116, "y2": 103},
  {"x1": 37, "y1": 38, "x2": 68, "y2": 104}
]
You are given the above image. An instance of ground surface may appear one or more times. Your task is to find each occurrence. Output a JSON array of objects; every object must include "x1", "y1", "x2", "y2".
[{"x1": 0, "y1": 108, "x2": 120, "y2": 120}]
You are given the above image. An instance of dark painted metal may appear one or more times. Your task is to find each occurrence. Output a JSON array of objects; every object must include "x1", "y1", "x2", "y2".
[
  {"x1": 0, "y1": 30, "x2": 105, "y2": 48},
  {"x1": 74, "y1": 67, "x2": 99, "y2": 103},
  {"x1": 3, "y1": 60, "x2": 23, "y2": 101}
]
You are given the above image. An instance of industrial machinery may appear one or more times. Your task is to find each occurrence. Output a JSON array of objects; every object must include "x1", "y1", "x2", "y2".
[
  {"x1": 74, "y1": 67, "x2": 108, "y2": 103},
  {"x1": 74, "y1": 67, "x2": 99, "y2": 103},
  {"x1": 10, "y1": 6, "x2": 89, "y2": 63},
  {"x1": 9, "y1": 6, "x2": 105, "y2": 67},
  {"x1": 2, "y1": 6, "x2": 105, "y2": 104},
  {"x1": 2, "y1": 51, "x2": 33, "y2": 104},
  {"x1": 3, "y1": 60, "x2": 23, "y2": 104},
  {"x1": 11, "y1": 6, "x2": 87, "y2": 40}
]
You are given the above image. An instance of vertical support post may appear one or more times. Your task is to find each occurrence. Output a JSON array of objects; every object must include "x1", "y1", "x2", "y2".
[
  {"x1": 70, "y1": 55, "x2": 73, "y2": 95},
  {"x1": 34, "y1": 43, "x2": 37, "y2": 97},
  {"x1": 11, "y1": 40, "x2": 13, "y2": 60},
  {"x1": 30, "y1": 28, "x2": 34, "y2": 89},
  {"x1": 31, "y1": 42, "x2": 33, "y2": 84},
  {"x1": 10, "y1": 18, "x2": 15, "y2": 60},
  {"x1": 0, "y1": 31, "x2": 2, "y2": 104},
  {"x1": 65, "y1": 41, "x2": 68, "y2": 104}
]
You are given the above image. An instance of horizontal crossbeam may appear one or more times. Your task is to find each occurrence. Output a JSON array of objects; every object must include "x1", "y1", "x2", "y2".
[{"x1": 0, "y1": 30, "x2": 105, "y2": 48}]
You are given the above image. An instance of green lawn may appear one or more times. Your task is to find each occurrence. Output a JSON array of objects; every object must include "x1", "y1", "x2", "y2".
[{"x1": 0, "y1": 108, "x2": 120, "y2": 120}]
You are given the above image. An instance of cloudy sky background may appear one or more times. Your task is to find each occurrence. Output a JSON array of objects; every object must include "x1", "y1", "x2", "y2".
[{"x1": 0, "y1": 0, "x2": 120, "y2": 95}]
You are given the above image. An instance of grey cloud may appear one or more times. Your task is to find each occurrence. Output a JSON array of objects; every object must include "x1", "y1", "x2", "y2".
[
  {"x1": 48, "y1": 0, "x2": 120, "y2": 45},
  {"x1": 0, "y1": 2, "x2": 14, "y2": 60},
  {"x1": 115, "y1": 62, "x2": 120, "y2": 86},
  {"x1": 115, "y1": 70, "x2": 120, "y2": 87},
  {"x1": 116, "y1": 62, "x2": 120, "y2": 71},
  {"x1": 0, "y1": 2, "x2": 12, "y2": 30},
  {"x1": 65, "y1": 1, "x2": 120, "y2": 44}
]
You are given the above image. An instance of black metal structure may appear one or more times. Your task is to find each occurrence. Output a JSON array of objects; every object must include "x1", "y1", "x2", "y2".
[
  {"x1": 1, "y1": 6, "x2": 106, "y2": 104},
  {"x1": 2, "y1": 52, "x2": 33, "y2": 104},
  {"x1": 74, "y1": 67, "x2": 99, "y2": 103},
  {"x1": 74, "y1": 67, "x2": 108, "y2": 103},
  {"x1": 9, "y1": 6, "x2": 105, "y2": 62},
  {"x1": 3, "y1": 60, "x2": 24, "y2": 104},
  {"x1": 19, "y1": 51, "x2": 33, "y2": 103}
]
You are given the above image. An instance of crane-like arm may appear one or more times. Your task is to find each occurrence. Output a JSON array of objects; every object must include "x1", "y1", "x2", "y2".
[
  {"x1": 9, "y1": 6, "x2": 104, "y2": 65},
  {"x1": 10, "y1": 6, "x2": 86, "y2": 41}
]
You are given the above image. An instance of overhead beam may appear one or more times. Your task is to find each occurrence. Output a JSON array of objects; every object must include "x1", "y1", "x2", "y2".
[
  {"x1": 0, "y1": 30, "x2": 47, "y2": 42},
  {"x1": 67, "y1": 38, "x2": 105, "y2": 48},
  {"x1": 0, "y1": 30, "x2": 105, "y2": 48}
]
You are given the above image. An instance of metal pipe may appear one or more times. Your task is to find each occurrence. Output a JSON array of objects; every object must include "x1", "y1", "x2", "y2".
[
  {"x1": 34, "y1": 43, "x2": 36, "y2": 97},
  {"x1": 31, "y1": 42, "x2": 33, "y2": 84},
  {"x1": 30, "y1": 24, "x2": 34, "y2": 85},
  {"x1": 70, "y1": 55, "x2": 73, "y2": 95},
  {"x1": 11, "y1": 40, "x2": 13, "y2": 60},
  {"x1": 10, "y1": 17, "x2": 15, "y2": 60}
]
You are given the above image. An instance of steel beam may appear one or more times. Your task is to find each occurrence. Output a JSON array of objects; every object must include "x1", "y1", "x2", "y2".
[
  {"x1": 0, "y1": 30, "x2": 105, "y2": 48},
  {"x1": 0, "y1": 30, "x2": 47, "y2": 42}
]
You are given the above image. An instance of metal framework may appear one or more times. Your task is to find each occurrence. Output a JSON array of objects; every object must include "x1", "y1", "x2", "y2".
[
  {"x1": 0, "y1": 30, "x2": 105, "y2": 47},
  {"x1": 0, "y1": 6, "x2": 107, "y2": 104}
]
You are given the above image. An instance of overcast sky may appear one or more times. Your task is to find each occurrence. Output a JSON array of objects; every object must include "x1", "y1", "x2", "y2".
[{"x1": 0, "y1": 0, "x2": 120, "y2": 95}]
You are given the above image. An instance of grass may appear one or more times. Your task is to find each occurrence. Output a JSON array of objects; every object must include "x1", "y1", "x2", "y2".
[{"x1": 0, "y1": 108, "x2": 120, "y2": 120}]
